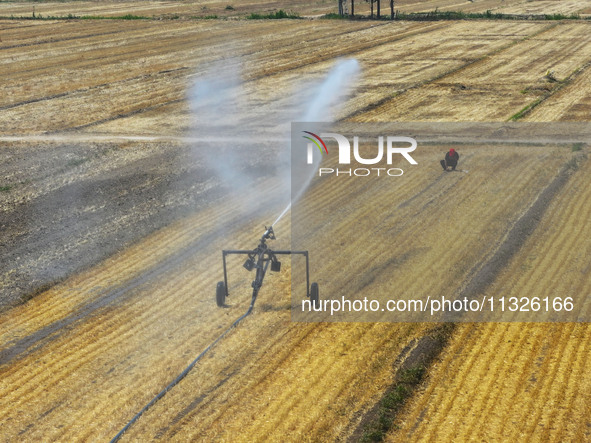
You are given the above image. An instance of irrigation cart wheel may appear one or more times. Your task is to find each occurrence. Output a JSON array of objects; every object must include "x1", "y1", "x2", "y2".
[
  {"x1": 216, "y1": 281, "x2": 226, "y2": 307},
  {"x1": 310, "y1": 282, "x2": 319, "y2": 309}
]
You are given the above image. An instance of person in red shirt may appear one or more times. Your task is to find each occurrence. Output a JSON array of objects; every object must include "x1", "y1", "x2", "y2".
[{"x1": 441, "y1": 148, "x2": 459, "y2": 171}]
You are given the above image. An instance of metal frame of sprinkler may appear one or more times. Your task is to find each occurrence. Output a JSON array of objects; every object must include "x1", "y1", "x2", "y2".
[{"x1": 217, "y1": 226, "x2": 319, "y2": 309}]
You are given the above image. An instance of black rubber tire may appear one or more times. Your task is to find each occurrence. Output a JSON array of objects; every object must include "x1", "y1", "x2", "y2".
[
  {"x1": 310, "y1": 282, "x2": 319, "y2": 309},
  {"x1": 216, "y1": 281, "x2": 226, "y2": 307}
]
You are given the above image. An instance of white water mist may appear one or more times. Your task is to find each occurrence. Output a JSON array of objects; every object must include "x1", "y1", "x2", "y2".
[
  {"x1": 187, "y1": 57, "x2": 360, "y2": 229},
  {"x1": 272, "y1": 59, "x2": 361, "y2": 227}
]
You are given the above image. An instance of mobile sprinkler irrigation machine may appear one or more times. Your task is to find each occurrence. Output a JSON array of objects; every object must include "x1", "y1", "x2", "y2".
[{"x1": 216, "y1": 226, "x2": 319, "y2": 310}]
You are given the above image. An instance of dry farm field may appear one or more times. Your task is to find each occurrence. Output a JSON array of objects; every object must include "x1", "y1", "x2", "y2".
[{"x1": 1, "y1": 4, "x2": 591, "y2": 442}]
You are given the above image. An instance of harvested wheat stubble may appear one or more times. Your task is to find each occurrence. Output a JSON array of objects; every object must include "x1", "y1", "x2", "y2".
[{"x1": 2, "y1": 15, "x2": 591, "y2": 443}]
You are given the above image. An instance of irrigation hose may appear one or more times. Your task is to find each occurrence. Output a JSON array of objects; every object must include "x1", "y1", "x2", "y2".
[{"x1": 110, "y1": 291, "x2": 259, "y2": 442}]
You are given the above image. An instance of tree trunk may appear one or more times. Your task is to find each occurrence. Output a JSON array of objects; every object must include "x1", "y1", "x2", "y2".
[
  {"x1": 377, "y1": 0, "x2": 381, "y2": 18},
  {"x1": 351, "y1": 0, "x2": 354, "y2": 17},
  {"x1": 390, "y1": 0, "x2": 394, "y2": 19},
  {"x1": 370, "y1": 0, "x2": 374, "y2": 18},
  {"x1": 338, "y1": 0, "x2": 343, "y2": 16}
]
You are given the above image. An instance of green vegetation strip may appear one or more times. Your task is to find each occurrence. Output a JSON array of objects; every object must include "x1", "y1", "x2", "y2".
[
  {"x1": 322, "y1": 10, "x2": 586, "y2": 21},
  {"x1": 509, "y1": 96, "x2": 547, "y2": 121},
  {"x1": 350, "y1": 324, "x2": 455, "y2": 442},
  {"x1": 2, "y1": 9, "x2": 586, "y2": 21},
  {"x1": 0, "y1": 9, "x2": 301, "y2": 20},
  {"x1": 361, "y1": 367, "x2": 426, "y2": 441},
  {"x1": 509, "y1": 60, "x2": 591, "y2": 121},
  {"x1": 247, "y1": 9, "x2": 300, "y2": 19},
  {"x1": 396, "y1": 10, "x2": 582, "y2": 21},
  {"x1": 0, "y1": 13, "x2": 150, "y2": 20}
]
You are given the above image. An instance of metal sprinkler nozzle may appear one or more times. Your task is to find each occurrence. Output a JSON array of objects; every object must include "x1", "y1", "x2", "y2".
[{"x1": 261, "y1": 225, "x2": 275, "y2": 243}]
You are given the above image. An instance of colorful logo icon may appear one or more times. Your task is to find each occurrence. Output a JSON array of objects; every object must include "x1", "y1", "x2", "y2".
[{"x1": 302, "y1": 131, "x2": 328, "y2": 155}]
